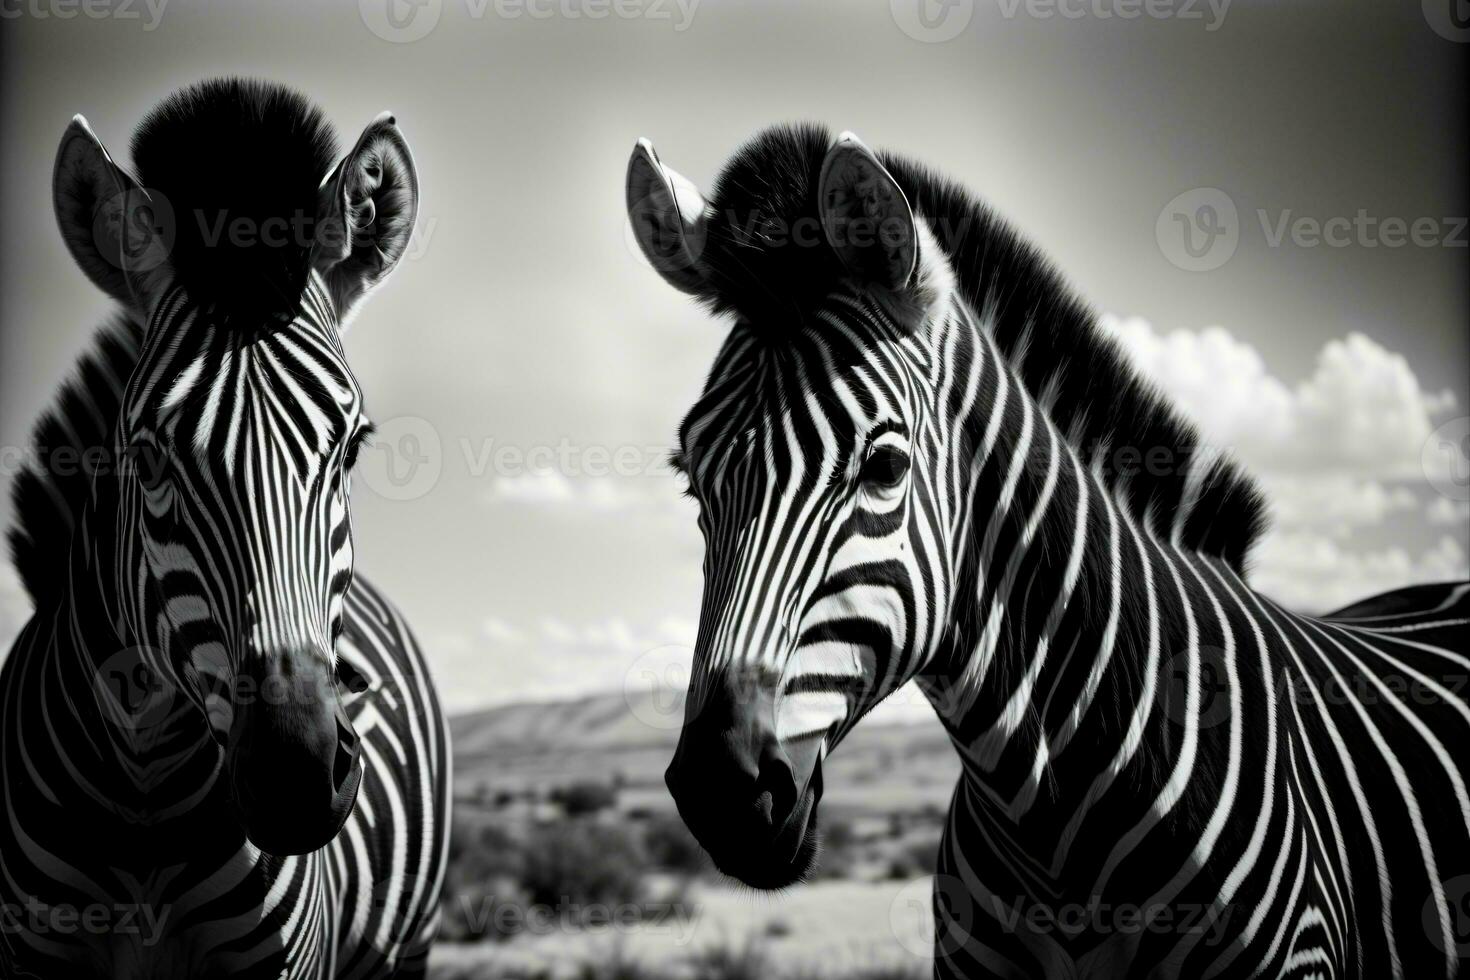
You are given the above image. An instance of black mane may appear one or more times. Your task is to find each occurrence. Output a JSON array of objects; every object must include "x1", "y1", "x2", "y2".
[
  {"x1": 132, "y1": 77, "x2": 339, "y2": 316},
  {"x1": 8, "y1": 317, "x2": 144, "y2": 602},
  {"x1": 694, "y1": 124, "x2": 1267, "y2": 571}
]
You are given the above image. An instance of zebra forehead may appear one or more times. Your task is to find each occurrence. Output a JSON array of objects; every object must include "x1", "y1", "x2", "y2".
[
  {"x1": 131, "y1": 321, "x2": 361, "y2": 452},
  {"x1": 681, "y1": 340, "x2": 919, "y2": 490},
  {"x1": 694, "y1": 316, "x2": 915, "y2": 418}
]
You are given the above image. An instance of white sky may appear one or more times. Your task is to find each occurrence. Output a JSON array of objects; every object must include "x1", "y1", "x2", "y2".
[{"x1": 1, "y1": 0, "x2": 1465, "y2": 716}]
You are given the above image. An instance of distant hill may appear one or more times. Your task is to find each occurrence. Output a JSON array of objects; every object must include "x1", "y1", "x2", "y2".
[
  {"x1": 449, "y1": 688, "x2": 693, "y2": 757},
  {"x1": 448, "y1": 689, "x2": 961, "y2": 816}
]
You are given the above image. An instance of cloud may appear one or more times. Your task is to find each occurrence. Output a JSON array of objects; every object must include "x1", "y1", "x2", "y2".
[
  {"x1": 483, "y1": 471, "x2": 577, "y2": 506},
  {"x1": 482, "y1": 471, "x2": 683, "y2": 513},
  {"x1": 1102, "y1": 317, "x2": 1296, "y2": 457},
  {"x1": 1428, "y1": 496, "x2": 1470, "y2": 527},
  {"x1": 1101, "y1": 315, "x2": 1458, "y2": 478},
  {"x1": 441, "y1": 614, "x2": 706, "y2": 711},
  {"x1": 1261, "y1": 474, "x2": 1417, "y2": 538},
  {"x1": 1102, "y1": 315, "x2": 1468, "y2": 611},
  {"x1": 481, "y1": 617, "x2": 525, "y2": 644},
  {"x1": 1252, "y1": 533, "x2": 1468, "y2": 615}
]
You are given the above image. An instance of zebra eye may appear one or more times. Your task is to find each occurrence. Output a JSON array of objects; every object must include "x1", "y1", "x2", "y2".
[{"x1": 859, "y1": 445, "x2": 910, "y2": 490}]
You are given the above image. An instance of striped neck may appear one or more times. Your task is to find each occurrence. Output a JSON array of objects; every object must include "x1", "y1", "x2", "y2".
[{"x1": 919, "y1": 304, "x2": 1245, "y2": 884}]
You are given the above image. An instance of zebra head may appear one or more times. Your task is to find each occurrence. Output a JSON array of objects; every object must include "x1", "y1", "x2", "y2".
[
  {"x1": 51, "y1": 80, "x2": 419, "y2": 855},
  {"x1": 628, "y1": 127, "x2": 965, "y2": 887}
]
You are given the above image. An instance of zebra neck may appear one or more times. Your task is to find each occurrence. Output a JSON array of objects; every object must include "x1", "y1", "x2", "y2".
[
  {"x1": 31, "y1": 477, "x2": 223, "y2": 819},
  {"x1": 920, "y1": 322, "x2": 1246, "y2": 885}
]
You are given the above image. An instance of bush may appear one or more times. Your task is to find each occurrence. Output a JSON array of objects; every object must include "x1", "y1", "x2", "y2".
[
  {"x1": 813, "y1": 818, "x2": 858, "y2": 880},
  {"x1": 685, "y1": 938, "x2": 774, "y2": 980},
  {"x1": 551, "y1": 780, "x2": 619, "y2": 817},
  {"x1": 446, "y1": 817, "x2": 524, "y2": 886},
  {"x1": 440, "y1": 817, "x2": 528, "y2": 943},
  {"x1": 520, "y1": 818, "x2": 647, "y2": 910},
  {"x1": 884, "y1": 835, "x2": 942, "y2": 880},
  {"x1": 640, "y1": 812, "x2": 707, "y2": 874}
]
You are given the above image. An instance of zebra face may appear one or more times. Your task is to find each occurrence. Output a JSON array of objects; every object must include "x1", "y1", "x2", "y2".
[
  {"x1": 629, "y1": 130, "x2": 960, "y2": 887},
  {"x1": 52, "y1": 84, "x2": 420, "y2": 855},
  {"x1": 115, "y1": 289, "x2": 372, "y2": 852}
]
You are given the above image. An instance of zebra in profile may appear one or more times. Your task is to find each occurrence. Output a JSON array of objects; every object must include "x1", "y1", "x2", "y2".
[
  {"x1": 626, "y1": 125, "x2": 1470, "y2": 979},
  {"x1": 1, "y1": 79, "x2": 449, "y2": 979}
]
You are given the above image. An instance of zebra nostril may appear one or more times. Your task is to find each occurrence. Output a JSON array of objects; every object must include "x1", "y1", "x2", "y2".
[{"x1": 756, "y1": 742, "x2": 798, "y2": 831}]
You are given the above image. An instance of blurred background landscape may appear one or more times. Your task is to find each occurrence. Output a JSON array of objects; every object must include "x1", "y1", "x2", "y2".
[
  {"x1": 435, "y1": 689, "x2": 953, "y2": 978},
  {"x1": 1, "y1": 0, "x2": 1465, "y2": 977}
]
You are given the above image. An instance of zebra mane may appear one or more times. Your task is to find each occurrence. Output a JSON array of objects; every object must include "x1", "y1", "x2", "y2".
[
  {"x1": 698, "y1": 124, "x2": 1268, "y2": 571},
  {"x1": 8, "y1": 316, "x2": 144, "y2": 603},
  {"x1": 131, "y1": 77, "x2": 340, "y2": 317}
]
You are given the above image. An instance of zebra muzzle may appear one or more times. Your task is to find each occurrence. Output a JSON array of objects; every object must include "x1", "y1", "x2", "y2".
[
  {"x1": 664, "y1": 672, "x2": 826, "y2": 889},
  {"x1": 223, "y1": 648, "x2": 364, "y2": 855}
]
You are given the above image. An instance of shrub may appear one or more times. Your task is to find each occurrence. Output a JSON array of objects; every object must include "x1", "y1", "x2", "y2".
[
  {"x1": 813, "y1": 818, "x2": 858, "y2": 879},
  {"x1": 520, "y1": 818, "x2": 647, "y2": 910},
  {"x1": 440, "y1": 817, "x2": 528, "y2": 943},
  {"x1": 884, "y1": 835, "x2": 942, "y2": 880},
  {"x1": 685, "y1": 938, "x2": 774, "y2": 980},
  {"x1": 446, "y1": 817, "x2": 524, "y2": 887},
  {"x1": 551, "y1": 780, "x2": 620, "y2": 817},
  {"x1": 640, "y1": 812, "x2": 707, "y2": 874}
]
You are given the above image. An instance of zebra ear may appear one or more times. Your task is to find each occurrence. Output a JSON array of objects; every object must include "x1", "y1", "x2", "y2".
[
  {"x1": 818, "y1": 131, "x2": 917, "y2": 293},
  {"x1": 315, "y1": 111, "x2": 419, "y2": 320},
  {"x1": 626, "y1": 138, "x2": 710, "y2": 295},
  {"x1": 52, "y1": 115, "x2": 170, "y2": 312}
]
